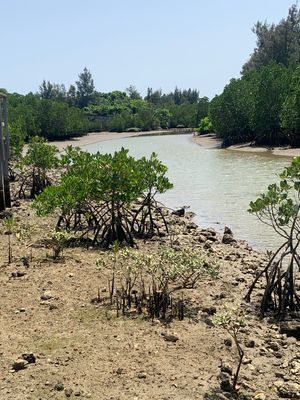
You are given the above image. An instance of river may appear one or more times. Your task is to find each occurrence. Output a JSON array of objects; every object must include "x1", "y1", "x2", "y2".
[{"x1": 83, "y1": 134, "x2": 289, "y2": 251}]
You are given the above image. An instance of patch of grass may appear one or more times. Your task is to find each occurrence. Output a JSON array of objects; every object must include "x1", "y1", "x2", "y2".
[
  {"x1": 35, "y1": 336, "x2": 73, "y2": 354},
  {"x1": 73, "y1": 306, "x2": 113, "y2": 327}
]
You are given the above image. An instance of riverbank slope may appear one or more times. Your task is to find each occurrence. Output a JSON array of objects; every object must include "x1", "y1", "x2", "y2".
[
  {"x1": 193, "y1": 134, "x2": 300, "y2": 157},
  {"x1": 52, "y1": 130, "x2": 300, "y2": 158},
  {"x1": 51, "y1": 129, "x2": 192, "y2": 151},
  {"x1": 0, "y1": 186, "x2": 299, "y2": 399}
]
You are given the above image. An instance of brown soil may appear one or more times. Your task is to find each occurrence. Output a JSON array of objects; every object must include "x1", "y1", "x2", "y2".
[{"x1": 0, "y1": 188, "x2": 299, "y2": 399}]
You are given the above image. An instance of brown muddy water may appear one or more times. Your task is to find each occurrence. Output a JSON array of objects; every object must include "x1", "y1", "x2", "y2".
[{"x1": 83, "y1": 134, "x2": 289, "y2": 251}]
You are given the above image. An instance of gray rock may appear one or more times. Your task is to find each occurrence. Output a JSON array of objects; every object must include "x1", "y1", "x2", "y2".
[
  {"x1": 224, "y1": 338, "x2": 232, "y2": 347},
  {"x1": 220, "y1": 378, "x2": 232, "y2": 392},
  {"x1": 269, "y1": 342, "x2": 280, "y2": 352},
  {"x1": 22, "y1": 353, "x2": 36, "y2": 364},
  {"x1": 41, "y1": 290, "x2": 52, "y2": 301},
  {"x1": 11, "y1": 271, "x2": 26, "y2": 278},
  {"x1": 54, "y1": 383, "x2": 64, "y2": 391},
  {"x1": 278, "y1": 382, "x2": 300, "y2": 398},
  {"x1": 161, "y1": 333, "x2": 179, "y2": 342},
  {"x1": 220, "y1": 363, "x2": 232, "y2": 376},
  {"x1": 187, "y1": 222, "x2": 197, "y2": 230},
  {"x1": 12, "y1": 359, "x2": 28, "y2": 371},
  {"x1": 202, "y1": 306, "x2": 217, "y2": 315},
  {"x1": 280, "y1": 321, "x2": 300, "y2": 340},
  {"x1": 65, "y1": 388, "x2": 73, "y2": 397},
  {"x1": 222, "y1": 233, "x2": 236, "y2": 245},
  {"x1": 245, "y1": 339, "x2": 255, "y2": 348}
]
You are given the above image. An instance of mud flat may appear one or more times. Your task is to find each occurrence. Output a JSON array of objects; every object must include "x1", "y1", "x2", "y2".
[{"x1": 0, "y1": 185, "x2": 299, "y2": 399}]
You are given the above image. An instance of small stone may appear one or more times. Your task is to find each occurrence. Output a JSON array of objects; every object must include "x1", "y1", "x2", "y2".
[
  {"x1": 11, "y1": 271, "x2": 26, "y2": 278},
  {"x1": 269, "y1": 341, "x2": 280, "y2": 351},
  {"x1": 12, "y1": 359, "x2": 28, "y2": 371},
  {"x1": 278, "y1": 382, "x2": 300, "y2": 398},
  {"x1": 115, "y1": 367, "x2": 124, "y2": 375},
  {"x1": 220, "y1": 378, "x2": 232, "y2": 392},
  {"x1": 224, "y1": 338, "x2": 232, "y2": 347},
  {"x1": 161, "y1": 333, "x2": 179, "y2": 342},
  {"x1": 137, "y1": 372, "x2": 147, "y2": 379},
  {"x1": 245, "y1": 339, "x2": 255, "y2": 348},
  {"x1": 273, "y1": 380, "x2": 284, "y2": 389},
  {"x1": 202, "y1": 306, "x2": 217, "y2": 315},
  {"x1": 22, "y1": 353, "x2": 36, "y2": 364},
  {"x1": 253, "y1": 392, "x2": 266, "y2": 400},
  {"x1": 274, "y1": 351, "x2": 284, "y2": 359},
  {"x1": 220, "y1": 363, "x2": 232, "y2": 376},
  {"x1": 54, "y1": 383, "x2": 64, "y2": 391},
  {"x1": 74, "y1": 391, "x2": 81, "y2": 397},
  {"x1": 65, "y1": 388, "x2": 73, "y2": 397},
  {"x1": 287, "y1": 336, "x2": 298, "y2": 345},
  {"x1": 291, "y1": 360, "x2": 300, "y2": 374},
  {"x1": 41, "y1": 290, "x2": 52, "y2": 301}
]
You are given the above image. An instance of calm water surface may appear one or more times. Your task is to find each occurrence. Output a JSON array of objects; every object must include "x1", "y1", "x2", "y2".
[{"x1": 83, "y1": 134, "x2": 289, "y2": 251}]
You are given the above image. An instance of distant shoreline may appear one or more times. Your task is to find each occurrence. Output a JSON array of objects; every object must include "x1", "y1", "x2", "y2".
[
  {"x1": 51, "y1": 130, "x2": 300, "y2": 158},
  {"x1": 50, "y1": 129, "x2": 193, "y2": 151},
  {"x1": 193, "y1": 133, "x2": 300, "y2": 158}
]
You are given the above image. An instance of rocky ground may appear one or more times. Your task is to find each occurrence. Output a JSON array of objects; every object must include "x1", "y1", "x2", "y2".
[{"x1": 0, "y1": 193, "x2": 300, "y2": 400}]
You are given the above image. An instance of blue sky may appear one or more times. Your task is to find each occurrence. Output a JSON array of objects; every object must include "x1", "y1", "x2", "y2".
[{"x1": 0, "y1": 0, "x2": 295, "y2": 98}]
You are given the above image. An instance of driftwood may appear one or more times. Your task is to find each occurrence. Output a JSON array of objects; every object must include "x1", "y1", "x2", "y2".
[{"x1": 0, "y1": 93, "x2": 11, "y2": 211}]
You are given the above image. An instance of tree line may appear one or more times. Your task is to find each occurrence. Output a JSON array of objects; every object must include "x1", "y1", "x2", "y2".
[
  {"x1": 2, "y1": 67, "x2": 209, "y2": 147},
  {"x1": 209, "y1": 4, "x2": 300, "y2": 147}
]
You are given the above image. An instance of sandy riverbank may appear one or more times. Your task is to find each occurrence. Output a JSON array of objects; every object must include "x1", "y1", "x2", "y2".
[
  {"x1": 51, "y1": 130, "x2": 300, "y2": 158},
  {"x1": 51, "y1": 130, "x2": 192, "y2": 151},
  {"x1": 193, "y1": 133, "x2": 300, "y2": 157}
]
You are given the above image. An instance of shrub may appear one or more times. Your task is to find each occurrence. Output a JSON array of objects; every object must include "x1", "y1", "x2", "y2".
[{"x1": 33, "y1": 148, "x2": 173, "y2": 247}]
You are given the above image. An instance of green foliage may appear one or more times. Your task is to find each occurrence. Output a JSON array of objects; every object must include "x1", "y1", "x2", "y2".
[
  {"x1": 8, "y1": 120, "x2": 25, "y2": 160},
  {"x1": 76, "y1": 67, "x2": 95, "y2": 108},
  {"x1": 213, "y1": 304, "x2": 246, "y2": 391},
  {"x1": 6, "y1": 74, "x2": 205, "y2": 140},
  {"x1": 210, "y1": 76, "x2": 254, "y2": 146},
  {"x1": 250, "y1": 63, "x2": 291, "y2": 145},
  {"x1": 8, "y1": 92, "x2": 100, "y2": 141},
  {"x1": 19, "y1": 137, "x2": 59, "y2": 198},
  {"x1": 248, "y1": 156, "x2": 300, "y2": 236},
  {"x1": 32, "y1": 148, "x2": 173, "y2": 247},
  {"x1": 15, "y1": 223, "x2": 34, "y2": 265},
  {"x1": 209, "y1": 4, "x2": 300, "y2": 148},
  {"x1": 281, "y1": 66, "x2": 300, "y2": 146},
  {"x1": 22, "y1": 136, "x2": 59, "y2": 170},
  {"x1": 49, "y1": 230, "x2": 71, "y2": 260},
  {"x1": 242, "y1": 4, "x2": 300, "y2": 74},
  {"x1": 247, "y1": 157, "x2": 300, "y2": 318},
  {"x1": 96, "y1": 245, "x2": 219, "y2": 319},
  {"x1": 195, "y1": 116, "x2": 213, "y2": 134}
]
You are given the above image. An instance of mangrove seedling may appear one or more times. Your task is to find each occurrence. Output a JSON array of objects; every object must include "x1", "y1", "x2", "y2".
[
  {"x1": 247, "y1": 156, "x2": 300, "y2": 319},
  {"x1": 2, "y1": 215, "x2": 16, "y2": 264},
  {"x1": 213, "y1": 304, "x2": 246, "y2": 392},
  {"x1": 50, "y1": 230, "x2": 70, "y2": 260},
  {"x1": 15, "y1": 223, "x2": 34, "y2": 266}
]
